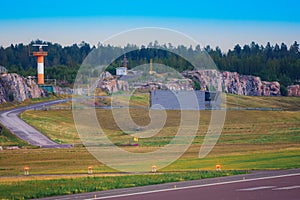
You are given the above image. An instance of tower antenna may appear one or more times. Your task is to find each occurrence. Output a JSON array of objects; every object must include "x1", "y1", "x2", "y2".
[{"x1": 32, "y1": 44, "x2": 48, "y2": 85}]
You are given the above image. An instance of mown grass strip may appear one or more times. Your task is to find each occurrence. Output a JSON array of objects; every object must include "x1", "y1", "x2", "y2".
[{"x1": 0, "y1": 170, "x2": 246, "y2": 199}]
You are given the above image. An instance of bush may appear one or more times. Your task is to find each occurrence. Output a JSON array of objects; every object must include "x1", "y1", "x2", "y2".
[
  {"x1": 8, "y1": 92, "x2": 14, "y2": 101},
  {"x1": 280, "y1": 85, "x2": 288, "y2": 96},
  {"x1": 193, "y1": 80, "x2": 201, "y2": 90}
]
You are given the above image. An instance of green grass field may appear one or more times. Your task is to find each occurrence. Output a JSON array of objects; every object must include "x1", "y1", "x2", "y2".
[
  {"x1": 0, "y1": 94, "x2": 299, "y2": 199},
  {"x1": 10, "y1": 94, "x2": 299, "y2": 172},
  {"x1": 225, "y1": 94, "x2": 300, "y2": 111}
]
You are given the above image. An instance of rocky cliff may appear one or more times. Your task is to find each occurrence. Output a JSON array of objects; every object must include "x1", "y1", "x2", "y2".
[
  {"x1": 97, "y1": 71, "x2": 129, "y2": 93},
  {"x1": 97, "y1": 70, "x2": 281, "y2": 96},
  {"x1": 97, "y1": 71, "x2": 194, "y2": 93},
  {"x1": 0, "y1": 73, "x2": 46, "y2": 103},
  {"x1": 287, "y1": 85, "x2": 300, "y2": 96},
  {"x1": 183, "y1": 70, "x2": 281, "y2": 96}
]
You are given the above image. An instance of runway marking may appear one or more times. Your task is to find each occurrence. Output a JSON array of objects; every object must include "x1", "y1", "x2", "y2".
[
  {"x1": 272, "y1": 185, "x2": 300, "y2": 190},
  {"x1": 237, "y1": 186, "x2": 275, "y2": 191},
  {"x1": 84, "y1": 173, "x2": 300, "y2": 200}
]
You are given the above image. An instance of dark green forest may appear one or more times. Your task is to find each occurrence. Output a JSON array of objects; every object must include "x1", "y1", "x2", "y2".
[{"x1": 0, "y1": 40, "x2": 299, "y2": 92}]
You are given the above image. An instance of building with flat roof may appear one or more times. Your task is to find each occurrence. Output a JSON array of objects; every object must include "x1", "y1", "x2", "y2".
[{"x1": 150, "y1": 90, "x2": 221, "y2": 110}]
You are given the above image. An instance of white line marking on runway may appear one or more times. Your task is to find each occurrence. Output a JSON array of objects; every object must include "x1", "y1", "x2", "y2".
[
  {"x1": 83, "y1": 173, "x2": 300, "y2": 200},
  {"x1": 237, "y1": 186, "x2": 275, "y2": 191},
  {"x1": 272, "y1": 185, "x2": 300, "y2": 190}
]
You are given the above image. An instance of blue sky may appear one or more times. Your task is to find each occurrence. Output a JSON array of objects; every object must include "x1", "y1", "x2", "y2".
[{"x1": 1, "y1": 0, "x2": 300, "y2": 50}]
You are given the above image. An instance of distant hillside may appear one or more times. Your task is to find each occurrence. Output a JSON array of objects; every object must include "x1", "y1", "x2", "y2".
[{"x1": 0, "y1": 40, "x2": 299, "y2": 94}]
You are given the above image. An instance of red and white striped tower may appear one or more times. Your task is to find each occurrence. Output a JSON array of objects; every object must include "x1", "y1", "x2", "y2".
[{"x1": 32, "y1": 45, "x2": 48, "y2": 85}]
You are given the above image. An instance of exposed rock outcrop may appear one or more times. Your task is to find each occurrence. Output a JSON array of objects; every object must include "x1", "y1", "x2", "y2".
[
  {"x1": 287, "y1": 85, "x2": 300, "y2": 96},
  {"x1": 183, "y1": 70, "x2": 281, "y2": 96},
  {"x1": 97, "y1": 71, "x2": 129, "y2": 93},
  {"x1": 52, "y1": 86, "x2": 73, "y2": 95},
  {"x1": 131, "y1": 78, "x2": 193, "y2": 91},
  {"x1": 0, "y1": 73, "x2": 46, "y2": 103},
  {"x1": 97, "y1": 71, "x2": 193, "y2": 93},
  {"x1": 97, "y1": 70, "x2": 286, "y2": 96},
  {"x1": 222, "y1": 71, "x2": 280, "y2": 96}
]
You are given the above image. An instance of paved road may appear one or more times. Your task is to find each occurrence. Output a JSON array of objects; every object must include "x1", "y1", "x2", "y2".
[
  {"x1": 0, "y1": 99, "x2": 72, "y2": 148},
  {"x1": 38, "y1": 168, "x2": 300, "y2": 200}
]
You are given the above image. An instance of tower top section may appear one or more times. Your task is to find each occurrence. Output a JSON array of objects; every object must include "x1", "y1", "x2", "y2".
[{"x1": 32, "y1": 44, "x2": 48, "y2": 56}]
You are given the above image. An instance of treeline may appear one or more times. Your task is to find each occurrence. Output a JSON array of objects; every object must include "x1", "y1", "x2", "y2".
[
  {"x1": 209, "y1": 41, "x2": 300, "y2": 88},
  {"x1": 0, "y1": 40, "x2": 299, "y2": 90},
  {"x1": 0, "y1": 40, "x2": 91, "y2": 87}
]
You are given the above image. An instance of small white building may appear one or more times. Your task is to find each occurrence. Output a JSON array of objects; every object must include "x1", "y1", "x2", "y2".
[{"x1": 116, "y1": 67, "x2": 127, "y2": 76}]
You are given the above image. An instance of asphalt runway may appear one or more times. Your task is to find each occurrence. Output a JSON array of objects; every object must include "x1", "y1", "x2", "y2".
[
  {"x1": 38, "y1": 168, "x2": 300, "y2": 200},
  {"x1": 0, "y1": 99, "x2": 72, "y2": 148}
]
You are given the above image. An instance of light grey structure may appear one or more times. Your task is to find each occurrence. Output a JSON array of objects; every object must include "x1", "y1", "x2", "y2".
[
  {"x1": 150, "y1": 90, "x2": 221, "y2": 110},
  {"x1": 0, "y1": 66, "x2": 7, "y2": 74},
  {"x1": 116, "y1": 67, "x2": 127, "y2": 76}
]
